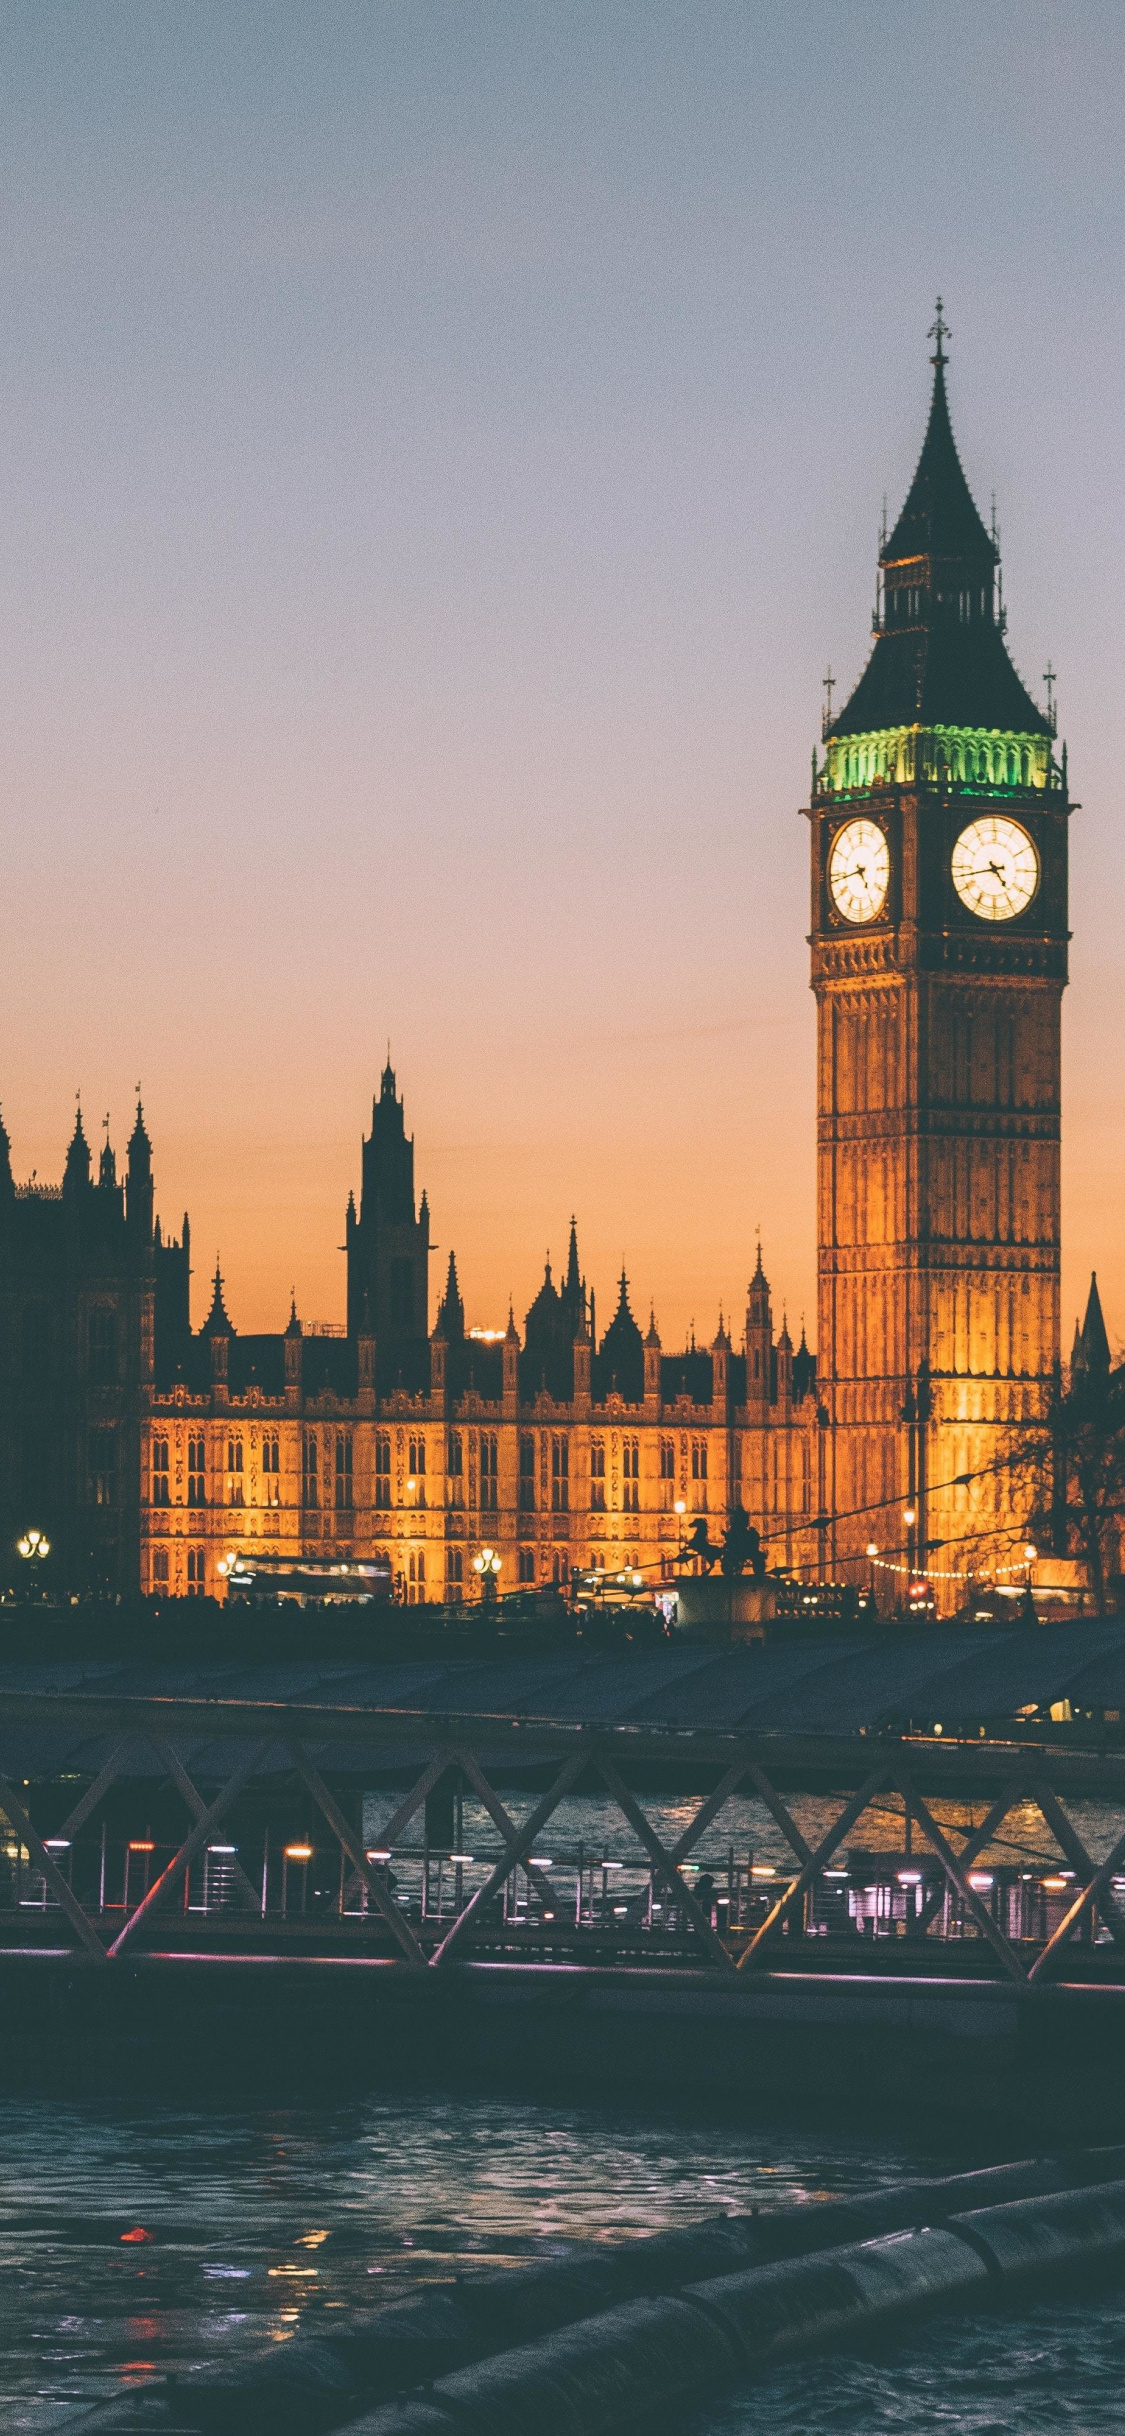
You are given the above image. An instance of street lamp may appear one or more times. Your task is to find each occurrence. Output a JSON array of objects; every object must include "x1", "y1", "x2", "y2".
[
  {"x1": 673, "y1": 1496, "x2": 687, "y2": 1564},
  {"x1": 17, "y1": 1529, "x2": 50, "y2": 1564},
  {"x1": 903, "y1": 1504, "x2": 918, "y2": 1595},
  {"x1": 866, "y1": 1542, "x2": 878, "y2": 1611},
  {"x1": 472, "y1": 1545, "x2": 501, "y2": 1605}
]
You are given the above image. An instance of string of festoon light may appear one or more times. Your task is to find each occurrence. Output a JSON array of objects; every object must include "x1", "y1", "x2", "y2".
[{"x1": 869, "y1": 1542, "x2": 1039, "y2": 1586}]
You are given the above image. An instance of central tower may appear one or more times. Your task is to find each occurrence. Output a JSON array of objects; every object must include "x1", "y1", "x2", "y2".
[{"x1": 809, "y1": 314, "x2": 1069, "y2": 1595}]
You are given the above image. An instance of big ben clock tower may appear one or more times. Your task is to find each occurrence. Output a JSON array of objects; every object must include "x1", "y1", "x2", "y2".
[{"x1": 810, "y1": 309, "x2": 1068, "y2": 1597}]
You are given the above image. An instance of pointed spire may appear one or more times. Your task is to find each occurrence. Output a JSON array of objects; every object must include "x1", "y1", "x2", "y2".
[
  {"x1": 645, "y1": 1305, "x2": 661, "y2": 1351},
  {"x1": 203, "y1": 1259, "x2": 233, "y2": 1337},
  {"x1": 128, "y1": 1097, "x2": 151, "y2": 1159},
  {"x1": 505, "y1": 1299, "x2": 520, "y2": 1346},
  {"x1": 380, "y1": 1051, "x2": 397, "y2": 1104},
  {"x1": 565, "y1": 1218, "x2": 581, "y2": 1299},
  {"x1": 126, "y1": 1095, "x2": 153, "y2": 1233},
  {"x1": 882, "y1": 304, "x2": 995, "y2": 567},
  {"x1": 828, "y1": 315, "x2": 1051, "y2": 745},
  {"x1": 285, "y1": 1291, "x2": 302, "y2": 1339},
  {"x1": 1081, "y1": 1272, "x2": 1111, "y2": 1379},
  {"x1": 63, "y1": 1101, "x2": 91, "y2": 1195},
  {"x1": 436, "y1": 1248, "x2": 464, "y2": 1342},
  {"x1": 98, "y1": 1133, "x2": 116, "y2": 1189}
]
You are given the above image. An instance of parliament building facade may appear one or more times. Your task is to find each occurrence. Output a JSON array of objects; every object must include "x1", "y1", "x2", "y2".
[
  {"x1": 0, "y1": 1072, "x2": 820, "y2": 1600},
  {"x1": 0, "y1": 322, "x2": 1068, "y2": 1605}
]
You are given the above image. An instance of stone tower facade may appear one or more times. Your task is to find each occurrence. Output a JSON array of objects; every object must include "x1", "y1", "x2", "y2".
[{"x1": 809, "y1": 315, "x2": 1068, "y2": 1598}]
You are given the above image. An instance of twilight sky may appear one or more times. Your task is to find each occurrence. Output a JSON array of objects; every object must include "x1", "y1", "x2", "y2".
[{"x1": 0, "y1": 2, "x2": 1122, "y2": 1352}]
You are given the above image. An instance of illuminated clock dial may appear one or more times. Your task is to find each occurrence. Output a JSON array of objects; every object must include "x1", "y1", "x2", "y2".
[
  {"x1": 951, "y1": 816, "x2": 1039, "y2": 921},
  {"x1": 828, "y1": 818, "x2": 890, "y2": 923}
]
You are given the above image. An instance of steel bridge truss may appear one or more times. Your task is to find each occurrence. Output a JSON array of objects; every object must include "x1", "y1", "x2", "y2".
[{"x1": 1, "y1": 1691, "x2": 1124, "y2": 1986}]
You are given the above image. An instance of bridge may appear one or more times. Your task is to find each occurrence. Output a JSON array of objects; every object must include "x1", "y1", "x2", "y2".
[{"x1": 5, "y1": 1623, "x2": 1125, "y2": 2124}]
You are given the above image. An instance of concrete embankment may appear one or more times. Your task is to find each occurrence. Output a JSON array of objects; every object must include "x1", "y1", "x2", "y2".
[
  {"x1": 342, "y1": 2176, "x2": 1125, "y2": 2436},
  {"x1": 12, "y1": 1954, "x2": 1125, "y2": 2139},
  {"x1": 61, "y1": 2148, "x2": 1125, "y2": 2433}
]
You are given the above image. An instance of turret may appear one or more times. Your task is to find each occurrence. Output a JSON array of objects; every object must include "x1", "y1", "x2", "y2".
[
  {"x1": 744, "y1": 1244, "x2": 773, "y2": 1417},
  {"x1": 284, "y1": 1294, "x2": 302, "y2": 1403},
  {"x1": 776, "y1": 1314, "x2": 794, "y2": 1413},
  {"x1": 202, "y1": 1260, "x2": 233, "y2": 1397},
  {"x1": 126, "y1": 1101, "x2": 154, "y2": 1241},
  {"x1": 595, "y1": 1270, "x2": 644, "y2": 1404},
  {"x1": 63, "y1": 1104, "x2": 91, "y2": 1199},
  {"x1": 711, "y1": 1314, "x2": 731, "y2": 1410},
  {"x1": 643, "y1": 1307, "x2": 662, "y2": 1406},
  {"x1": 503, "y1": 1303, "x2": 520, "y2": 1412}
]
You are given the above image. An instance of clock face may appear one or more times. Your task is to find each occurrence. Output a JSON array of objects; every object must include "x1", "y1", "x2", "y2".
[
  {"x1": 951, "y1": 817, "x2": 1039, "y2": 921},
  {"x1": 828, "y1": 818, "x2": 890, "y2": 924}
]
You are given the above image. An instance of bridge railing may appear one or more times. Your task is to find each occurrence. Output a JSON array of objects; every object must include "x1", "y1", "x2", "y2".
[{"x1": 3, "y1": 1687, "x2": 1125, "y2": 1984}]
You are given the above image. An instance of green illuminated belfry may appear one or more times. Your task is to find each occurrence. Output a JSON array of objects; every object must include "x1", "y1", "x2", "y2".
[{"x1": 819, "y1": 303, "x2": 1059, "y2": 799}]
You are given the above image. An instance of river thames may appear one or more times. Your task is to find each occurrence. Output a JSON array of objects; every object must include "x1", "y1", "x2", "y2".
[{"x1": 2, "y1": 2087, "x2": 1122, "y2": 2433}]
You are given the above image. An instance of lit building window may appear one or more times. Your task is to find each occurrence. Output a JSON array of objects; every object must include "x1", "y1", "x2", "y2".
[
  {"x1": 551, "y1": 1436, "x2": 569, "y2": 1513},
  {"x1": 374, "y1": 1434, "x2": 391, "y2": 1510},
  {"x1": 518, "y1": 1433, "x2": 535, "y2": 1512},
  {"x1": 152, "y1": 1435, "x2": 170, "y2": 1507},
  {"x1": 408, "y1": 1436, "x2": 427, "y2": 1506},
  {"x1": 227, "y1": 1437, "x2": 244, "y2": 1506},
  {"x1": 186, "y1": 1548, "x2": 205, "y2": 1597},
  {"x1": 480, "y1": 1431, "x2": 498, "y2": 1512},
  {"x1": 446, "y1": 1546, "x2": 464, "y2": 1589},
  {"x1": 518, "y1": 1547, "x2": 536, "y2": 1584},
  {"x1": 302, "y1": 1433, "x2": 318, "y2": 1507},
  {"x1": 590, "y1": 1439, "x2": 606, "y2": 1511},
  {"x1": 188, "y1": 1436, "x2": 206, "y2": 1507},
  {"x1": 447, "y1": 1431, "x2": 464, "y2": 1509},
  {"x1": 335, "y1": 1433, "x2": 354, "y2": 1512},
  {"x1": 90, "y1": 1425, "x2": 117, "y2": 1506},
  {"x1": 263, "y1": 1433, "x2": 280, "y2": 1504},
  {"x1": 152, "y1": 1547, "x2": 169, "y2": 1590},
  {"x1": 407, "y1": 1548, "x2": 426, "y2": 1604},
  {"x1": 622, "y1": 1436, "x2": 639, "y2": 1513}
]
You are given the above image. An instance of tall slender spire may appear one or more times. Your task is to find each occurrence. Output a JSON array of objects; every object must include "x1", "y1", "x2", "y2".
[
  {"x1": 882, "y1": 304, "x2": 994, "y2": 566},
  {"x1": 436, "y1": 1248, "x2": 465, "y2": 1341}
]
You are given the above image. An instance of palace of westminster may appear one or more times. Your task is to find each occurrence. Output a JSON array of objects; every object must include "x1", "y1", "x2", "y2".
[{"x1": 0, "y1": 319, "x2": 1076, "y2": 1606}]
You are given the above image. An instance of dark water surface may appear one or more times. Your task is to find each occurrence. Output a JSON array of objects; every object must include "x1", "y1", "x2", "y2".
[{"x1": 0, "y1": 2089, "x2": 1120, "y2": 2431}]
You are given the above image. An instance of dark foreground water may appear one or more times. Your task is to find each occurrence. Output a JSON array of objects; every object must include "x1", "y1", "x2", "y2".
[{"x1": 1, "y1": 2090, "x2": 1122, "y2": 2432}]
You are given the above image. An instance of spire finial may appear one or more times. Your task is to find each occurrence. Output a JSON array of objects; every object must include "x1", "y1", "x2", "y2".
[
  {"x1": 928, "y1": 296, "x2": 949, "y2": 368},
  {"x1": 821, "y1": 665, "x2": 835, "y2": 740},
  {"x1": 1044, "y1": 660, "x2": 1057, "y2": 733}
]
